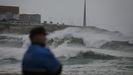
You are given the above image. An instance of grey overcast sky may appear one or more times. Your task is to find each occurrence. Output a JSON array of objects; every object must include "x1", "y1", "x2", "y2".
[{"x1": 0, "y1": 0, "x2": 133, "y2": 36}]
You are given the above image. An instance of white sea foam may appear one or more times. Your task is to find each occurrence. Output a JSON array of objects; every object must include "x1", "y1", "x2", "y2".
[{"x1": 0, "y1": 27, "x2": 133, "y2": 75}]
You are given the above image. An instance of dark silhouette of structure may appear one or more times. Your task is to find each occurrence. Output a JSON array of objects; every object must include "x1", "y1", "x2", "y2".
[
  {"x1": 20, "y1": 14, "x2": 41, "y2": 24},
  {"x1": 0, "y1": 6, "x2": 19, "y2": 22},
  {"x1": 83, "y1": 0, "x2": 87, "y2": 27}
]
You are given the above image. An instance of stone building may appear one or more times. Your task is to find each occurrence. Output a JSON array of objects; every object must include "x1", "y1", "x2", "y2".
[
  {"x1": 0, "y1": 6, "x2": 19, "y2": 22},
  {"x1": 19, "y1": 14, "x2": 41, "y2": 24}
]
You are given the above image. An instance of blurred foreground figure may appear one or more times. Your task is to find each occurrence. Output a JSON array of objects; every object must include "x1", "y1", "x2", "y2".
[{"x1": 22, "y1": 27, "x2": 62, "y2": 75}]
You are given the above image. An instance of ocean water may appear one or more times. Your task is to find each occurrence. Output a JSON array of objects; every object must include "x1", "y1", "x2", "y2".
[
  {"x1": 0, "y1": 27, "x2": 133, "y2": 75},
  {"x1": 0, "y1": 46, "x2": 133, "y2": 75}
]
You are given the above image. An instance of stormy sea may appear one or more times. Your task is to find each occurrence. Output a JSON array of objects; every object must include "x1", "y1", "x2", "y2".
[{"x1": 0, "y1": 27, "x2": 133, "y2": 75}]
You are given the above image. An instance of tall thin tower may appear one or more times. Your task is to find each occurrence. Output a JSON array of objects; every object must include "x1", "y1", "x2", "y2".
[{"x1": 83, "y1": 0, "x2": 87, "y2": 27}]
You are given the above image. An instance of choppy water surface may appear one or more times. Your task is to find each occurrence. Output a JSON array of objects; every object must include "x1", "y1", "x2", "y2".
[
  {"x1": 0, "y1": 57, "x2": 133, "y2": 75},
  {"x1": 0, "y1": 30, "x2": 133, "y2": 75}
]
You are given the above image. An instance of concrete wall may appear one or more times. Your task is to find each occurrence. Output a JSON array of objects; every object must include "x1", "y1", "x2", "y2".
[
  {"x1": 0, "y1": 13, "x2": 19, "y2": 21},
  {"x1": 0, "y1": 23, "x2": 78, "y2": 34}
]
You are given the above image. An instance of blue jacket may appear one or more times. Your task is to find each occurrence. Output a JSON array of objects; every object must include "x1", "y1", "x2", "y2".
[{"x1": 22, "y1": 44, "x2": 62, "y2": 74}]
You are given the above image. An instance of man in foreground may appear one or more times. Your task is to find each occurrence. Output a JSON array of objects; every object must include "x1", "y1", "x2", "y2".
[{"x1": 22, "y1": 27, "x2": 62, "y2": 75}]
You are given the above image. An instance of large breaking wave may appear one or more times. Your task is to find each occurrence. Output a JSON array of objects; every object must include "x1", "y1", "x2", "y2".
[
  {"x1": 0, "y1": 26, "x2": 133, "y2": 63},
  {"x1": 47, "y1": 27, "x2": 133, "y2": 59}
]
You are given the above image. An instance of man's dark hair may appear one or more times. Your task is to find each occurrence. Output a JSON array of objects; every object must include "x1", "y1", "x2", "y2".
[{"x1": 29, "y1": 27, "x2": 47, "y2": 40}]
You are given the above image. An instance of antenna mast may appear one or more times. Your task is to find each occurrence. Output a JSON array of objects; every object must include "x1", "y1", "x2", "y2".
[{"x1": 83, "y1": 0, "x2": 87, "y2": 27}]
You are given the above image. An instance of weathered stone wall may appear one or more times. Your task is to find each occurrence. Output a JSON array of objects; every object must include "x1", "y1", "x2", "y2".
[{"x1": 0, "y1": 23, "x2": 78, "y2": 34}]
